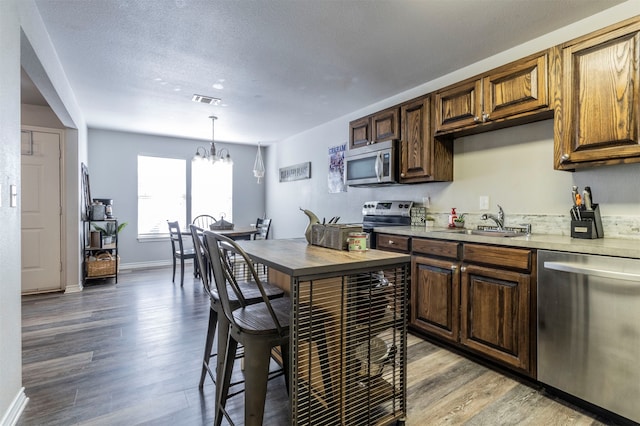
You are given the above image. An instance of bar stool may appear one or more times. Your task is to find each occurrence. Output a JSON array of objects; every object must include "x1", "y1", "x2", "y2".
[
  {"x1": 189, "y1": 225, "x2": 284, "y2": 391},
  {"x1": 204, "y1": 231, "x2": 292, "y2": 426}
]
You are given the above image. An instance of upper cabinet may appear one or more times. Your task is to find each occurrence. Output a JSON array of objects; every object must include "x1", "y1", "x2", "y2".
[
  {"x1": 399, "y1": 95, "x2": 452, "y2": 183},
  {"x1": 554, "y1": 18, "x2": 640, "y2": 170},
  {"x1": 435, "y1": 50, "x2": 555, "y2": 135},
  {"x1": 349, "y1": 106, "x2": 400, "y2": 150}
]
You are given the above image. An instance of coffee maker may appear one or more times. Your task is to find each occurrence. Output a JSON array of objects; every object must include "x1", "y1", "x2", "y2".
[{"x1": 93, "y1": 198, "x2": 114, "y2": 219}]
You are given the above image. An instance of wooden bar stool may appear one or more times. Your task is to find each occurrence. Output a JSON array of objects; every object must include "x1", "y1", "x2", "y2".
[{"x1": 204, "y1": 231, "x2": 291, "y2": 426}]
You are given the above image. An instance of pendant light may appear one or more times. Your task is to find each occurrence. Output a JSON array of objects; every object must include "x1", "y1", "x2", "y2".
[{"x1": 253, "y1": 142, "x2": 265, "y2": 183}]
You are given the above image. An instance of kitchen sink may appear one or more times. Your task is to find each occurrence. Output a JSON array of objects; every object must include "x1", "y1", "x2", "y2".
[{"x1": 432, "y1": 228, "x2": 523, "y2": 238}]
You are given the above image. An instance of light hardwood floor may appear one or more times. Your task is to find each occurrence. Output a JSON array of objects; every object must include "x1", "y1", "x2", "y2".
[{"x1": 18, "y1": 266, "x2": 621, "y2": 425}]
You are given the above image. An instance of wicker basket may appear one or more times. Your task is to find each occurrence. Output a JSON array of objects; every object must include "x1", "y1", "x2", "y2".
[{"x1": 86, "y1": 252, "x2": 119, "y2": 277}]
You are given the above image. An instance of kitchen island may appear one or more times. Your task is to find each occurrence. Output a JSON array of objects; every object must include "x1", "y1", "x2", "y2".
[{"x1": 237, "y1": 238, "x2": 410, "y2": 426}]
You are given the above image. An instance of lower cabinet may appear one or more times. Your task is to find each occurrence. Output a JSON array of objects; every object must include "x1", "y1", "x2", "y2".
[{"x1": 411, "y1": 238, "x2": 535, "y2": 377}]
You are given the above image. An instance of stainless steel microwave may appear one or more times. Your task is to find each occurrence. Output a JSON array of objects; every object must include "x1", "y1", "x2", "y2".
[{"x1": 344, "y1": 139, "x2": 399, "y2": 186}]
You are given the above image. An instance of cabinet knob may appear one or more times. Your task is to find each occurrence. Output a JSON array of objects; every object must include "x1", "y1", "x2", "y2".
[
  {"x1": 460, "y1": 266, "x2": 467, "y2": 272},
  {"x1": 451, "y1": 265, "x2": 457, "y2": 271},
  {"x1": 482, "y1": 112, "x2": 490, "y2": 122},
  {"x1": 561, "y1": 153, "x2": 570, "y2": 162},
  {"x1": 388, "y1": 240, "x2": 395, "y2": 245},
  {"x1": 400, "y1": 173, "x2": 405, "y2": 177},
  {"x1": 473, "y1": 116, "x2": 481, "y2": 123}
]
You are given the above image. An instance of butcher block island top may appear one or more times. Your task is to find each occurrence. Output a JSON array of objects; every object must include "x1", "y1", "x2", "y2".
[
  {"x1": 236, "y1": 238, "x2": 410, "y2": 426},
  {"x1": 237, "y1": 237, "x2": 410, "y2": 279}
]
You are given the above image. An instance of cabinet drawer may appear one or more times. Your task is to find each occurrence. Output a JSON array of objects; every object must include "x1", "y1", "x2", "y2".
[
  {"x1": 412, "y1": 238, "x2": 459, "y2": 260},
  {"x1": 376, "y1": 234, "x2": 411, "y2": 253},
  {"x1": 463, "y1": 244, "x2": 532, "y2": 272}
]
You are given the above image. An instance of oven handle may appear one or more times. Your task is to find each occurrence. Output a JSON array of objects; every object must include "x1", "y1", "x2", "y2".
[{"x1": 544, "y1": 261, "x2": 640, "y2": 282}]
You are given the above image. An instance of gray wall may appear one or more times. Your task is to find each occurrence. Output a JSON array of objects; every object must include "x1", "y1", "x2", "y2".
[{"x1": 88, "y1": 128, "x2": 266, "y2": 268}]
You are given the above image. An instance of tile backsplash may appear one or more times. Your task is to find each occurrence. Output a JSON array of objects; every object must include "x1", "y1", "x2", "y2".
[{"x1": 417, "y1": 213, "x2": 640, "y2": 240}]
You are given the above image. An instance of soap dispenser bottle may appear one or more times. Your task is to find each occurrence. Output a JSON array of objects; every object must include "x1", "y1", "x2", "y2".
[{"x1": 448, "y1": 208, "x2": 457, "y2": 228}]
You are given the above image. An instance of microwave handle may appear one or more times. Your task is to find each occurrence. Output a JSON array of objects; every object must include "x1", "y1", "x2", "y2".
[{"x1": 374, "y1": 151, "x2": 383, "y2": 182}]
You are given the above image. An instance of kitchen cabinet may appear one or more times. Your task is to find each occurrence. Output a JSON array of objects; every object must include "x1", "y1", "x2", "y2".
[
  {"x1": 554, "y1": 17, "x2": 640, "y2": 170},
  {"x1": 435, "y1": 50, "x2": 554, "y2": 135},
  {"x1": 376, "y1": 233, "x2": 411, "y2": 253},
  {"x1": 410, "y1": 238, "x2": 535, "y2": 376},
  {"x1": 399, "y1": 95, "x2": 453, "y2": 183},
  {"x1": 349, "y1": 106, "x2": 400, "y2": 150},
  {"x1": 460, "y1": 244, "x2": 534, "y2": 373},
  {"x1": 411, "y1": 239, "x2": 460, "y2": 342}
]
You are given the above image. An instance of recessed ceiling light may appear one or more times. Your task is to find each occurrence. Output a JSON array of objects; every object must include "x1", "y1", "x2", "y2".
[
  {"x1": 212, "y1": 83, "x2": 224, "y2": 90},
  {"x1": 192, "y1": 94, "x2": 222, "y2": 105}
]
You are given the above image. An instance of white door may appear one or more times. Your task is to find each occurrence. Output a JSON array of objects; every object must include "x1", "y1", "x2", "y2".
[{"x1": 21, "y1": 129, "x2": 62, "y2": 294}]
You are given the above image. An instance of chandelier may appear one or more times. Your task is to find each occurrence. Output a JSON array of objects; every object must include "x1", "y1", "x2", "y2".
[{"x1": 193, "y1": 116, "x2": 232, "y2": 164}]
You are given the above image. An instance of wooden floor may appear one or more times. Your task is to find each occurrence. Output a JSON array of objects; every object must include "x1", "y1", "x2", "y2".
[{"x1": 18, "y1": 266, "x2": 620, "y2": 425}]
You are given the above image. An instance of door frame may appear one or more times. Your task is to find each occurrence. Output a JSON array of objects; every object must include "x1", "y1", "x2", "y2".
[{"x1": 21, "y1": 125, "x2": 66, "y2": 293}]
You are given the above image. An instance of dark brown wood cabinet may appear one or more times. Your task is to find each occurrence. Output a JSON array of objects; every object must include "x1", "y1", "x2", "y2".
[
  {"x1": 411, "y1": 239, "x2": 460, "y2": 342},
  {"x1": 555, "y1": 17, "x2": 640, "y2": 170},
  {"x1": 376, "y1": 233, "x2": 411, "y2": 253},
  {"x1": 410, "y1": 238, "x2": 535, "y2": 376},
  {"x1": 399, "y1": 95, "x2": 453, "y2": 183},
  {"x1": 349, "y1": 107, "x2": 400, "y2": 150},
  {"x1": 435, "y1": 50, "x2": 554, "y2": 135}
]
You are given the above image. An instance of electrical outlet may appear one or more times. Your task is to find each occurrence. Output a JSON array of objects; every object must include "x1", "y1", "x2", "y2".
[{"x1": 479, "y1": 195, "x2": 489, "y2": 210}]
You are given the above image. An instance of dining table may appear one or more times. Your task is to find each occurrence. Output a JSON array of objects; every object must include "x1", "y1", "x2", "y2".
[
  {"x1": 208, "y1": 225, "x2": 259, "y2": 240},
  {"x1": 236, "y1": 238, "x2": 410, "y2": 426}
]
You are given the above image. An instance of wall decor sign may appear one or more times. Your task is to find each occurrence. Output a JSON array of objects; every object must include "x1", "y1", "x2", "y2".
[
  {"x1": 328, "y1": 143, "x2": 346, "y2": 193},
  {"x1": 279, "y1": 162, "x2": 311, "y2": 182}
]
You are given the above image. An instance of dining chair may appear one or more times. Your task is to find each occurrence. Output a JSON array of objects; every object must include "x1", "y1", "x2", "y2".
[
  {"x1": 167, "y1": 220, "x2": 197, "y2": 286},
  {"x1": 192, "y1": 214, "x2": 216, "y2": 230},
  {"x1": 204, "y1": 230, "x2": 291, "y2": 426},
  {"x1": 253, "y1": 218, "x2": 271, "y2": 240},
  {"x1": 190, "y1": 226, "x2": 284, "y2": 396}
]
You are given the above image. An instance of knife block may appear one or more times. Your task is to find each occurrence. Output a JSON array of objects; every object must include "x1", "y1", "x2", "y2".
[{"x1": 570, "y1": 204, "x2": 604, "y2": 239}]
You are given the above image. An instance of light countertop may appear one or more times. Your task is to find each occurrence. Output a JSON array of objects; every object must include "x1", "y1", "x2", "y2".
[{"x1": 374, "y1": 226, "x2": 640, "y2": 259}]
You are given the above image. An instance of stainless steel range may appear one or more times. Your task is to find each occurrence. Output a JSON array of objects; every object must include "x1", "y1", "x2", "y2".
[{"x1": 362, "y1": 200, "x2": 413, "y2": 249}]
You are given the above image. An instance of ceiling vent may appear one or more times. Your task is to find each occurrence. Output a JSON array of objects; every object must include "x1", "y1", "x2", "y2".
[{"x1": 192, "y1": 94, "x2": 222, "y2": 105}]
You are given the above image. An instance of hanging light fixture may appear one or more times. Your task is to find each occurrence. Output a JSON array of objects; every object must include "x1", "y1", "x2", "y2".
[
  {"x1": 193, "y1": 115, "x2": 232, "y2": 164},
  {"x1": 253, "y1": 142, "x2": 265, "y2": 183}
]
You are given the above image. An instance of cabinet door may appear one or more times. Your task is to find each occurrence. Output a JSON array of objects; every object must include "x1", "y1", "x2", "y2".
[
  {"x1": 371, "y1": 107, "x2": 400, "y2": 143},
  {"x1": 349, "y1": 116, "x2": 371, "y2": 150},
  {"x1": 435, "y1": 78, "x2": 483, "y2": 133},
  {"x1": 556, "y1": 22, "x2": 640, "y2": 169},
  {"x1": 483, "y1": 52, "x2": 549, "y2": 122},
  {"x1": 400, "y1": 96, "x2": 432, "y2": 181},
  {"x1": 460, "y1": 263, "x2": 530, "y2": 372},
  {"x1": 411, "y1": 255, "x2": 460, "y2": 343}
]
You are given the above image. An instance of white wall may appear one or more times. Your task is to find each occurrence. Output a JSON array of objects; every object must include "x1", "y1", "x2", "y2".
[
  {"x1": 267, "y1": 2, "x2": 640, "y2": 240},
  {"x1": 88, "y1": 128, "x2": 267, "y2": 268},
  {"x1": 0, "y1": 0, "x2": 25, "y2": 422}
]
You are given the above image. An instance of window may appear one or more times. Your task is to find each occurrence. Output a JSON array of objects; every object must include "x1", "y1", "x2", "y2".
[
  {"x1": 137, "y1": 155, "x2": 233, "y2": 238},
  {"x1": 191, "y1": 159, "x2": 233, "y2": 222},
  {"x1": 138, "y1": 156, "x2": 186, "y2": 237}
]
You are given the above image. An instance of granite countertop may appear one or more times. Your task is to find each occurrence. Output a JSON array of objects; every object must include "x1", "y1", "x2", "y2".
[{"x1": 374, "y1": 226, "x2": 640, "y2": 260}]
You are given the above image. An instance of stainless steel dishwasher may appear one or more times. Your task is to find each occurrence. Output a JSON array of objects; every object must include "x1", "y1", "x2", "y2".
[{"x1": 538, "y1": 250, "x2": 640, "y2": 423}]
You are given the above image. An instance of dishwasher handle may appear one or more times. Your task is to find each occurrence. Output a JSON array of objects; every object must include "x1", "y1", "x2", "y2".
[{"x1": 544, "y1": 261, "x2": 640, "y2": 282}]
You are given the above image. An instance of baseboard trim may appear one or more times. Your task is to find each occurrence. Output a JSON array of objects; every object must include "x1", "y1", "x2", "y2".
[
  {"x1": 119, "y1": 260, "x2": 181, "y2": 271},
  {"x1": 1, "y1": 387, "x2": 28, "y2": 426},
  {"x1": 64, "y1": 282, "x2": 83, "y2": 293}
]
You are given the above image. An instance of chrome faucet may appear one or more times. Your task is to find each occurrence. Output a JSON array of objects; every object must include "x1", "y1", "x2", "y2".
[{"x1": 481, "y1": 205, "x2": 504, "y2": 230}]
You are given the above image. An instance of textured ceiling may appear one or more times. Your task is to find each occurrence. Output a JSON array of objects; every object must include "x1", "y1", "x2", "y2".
[{"x1": 29, "y1": 0, "x2": 624, "y2": 144}]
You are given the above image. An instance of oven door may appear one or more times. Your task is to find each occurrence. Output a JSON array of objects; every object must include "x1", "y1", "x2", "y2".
[{"x1": 345, "y1": 140, "x2": 398, "y2": 186}]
